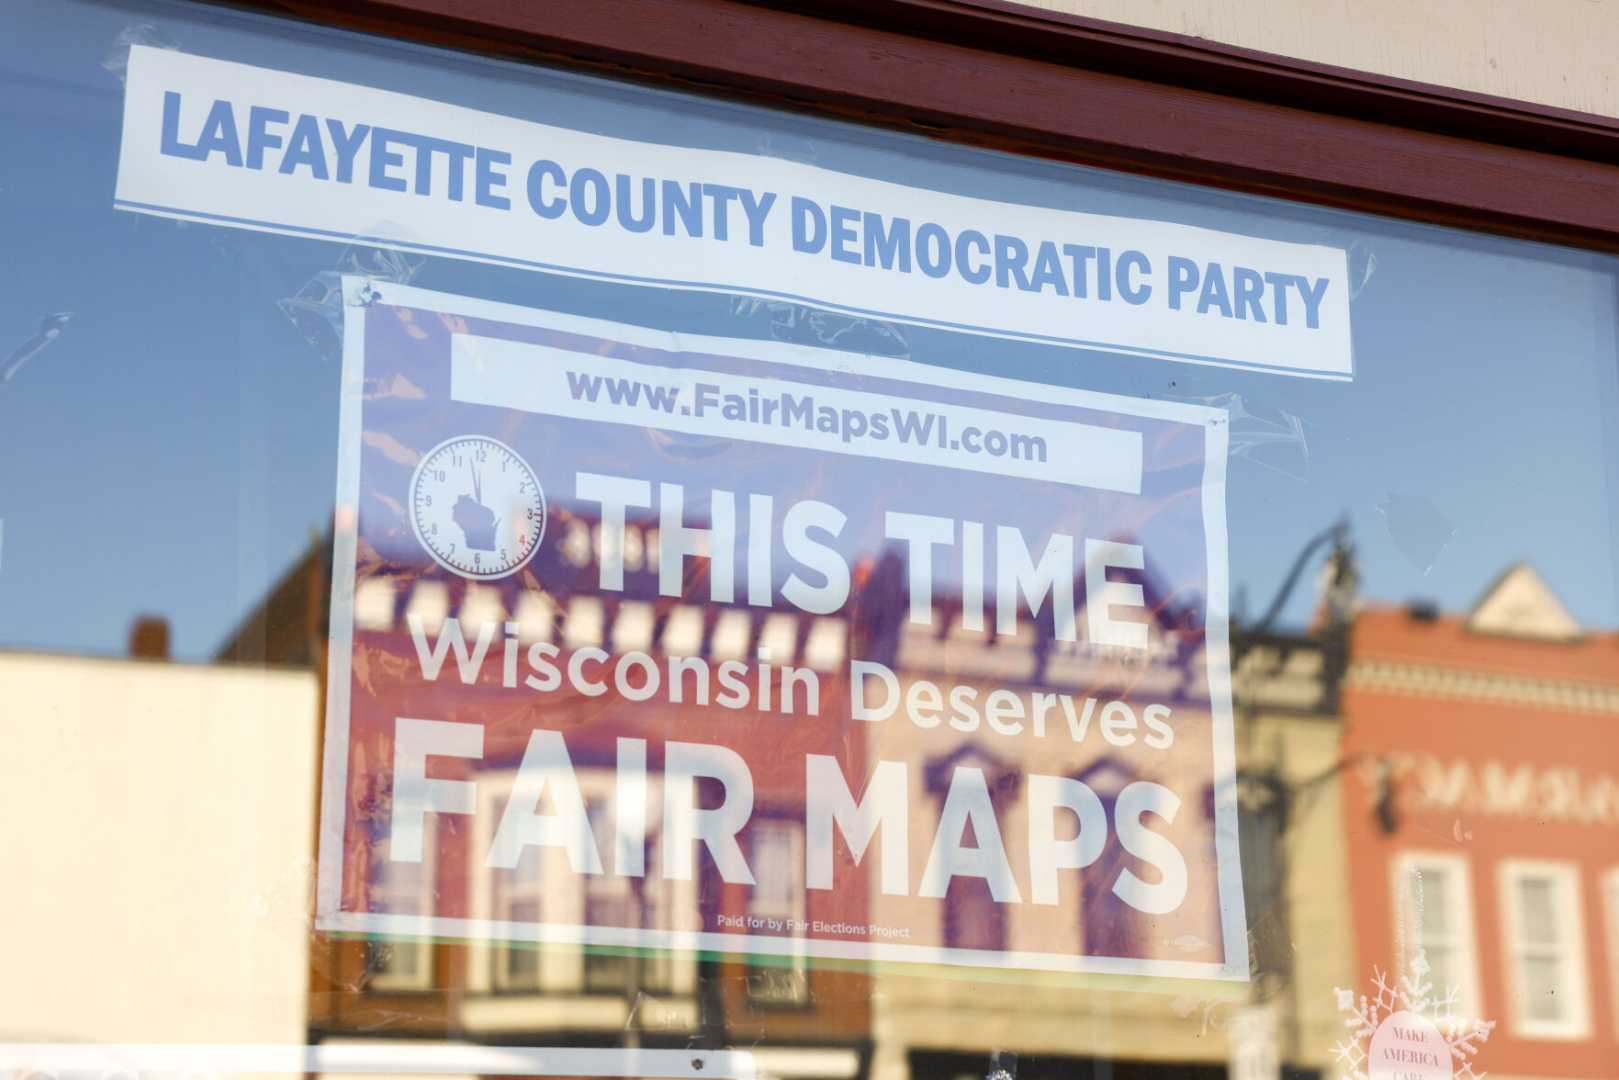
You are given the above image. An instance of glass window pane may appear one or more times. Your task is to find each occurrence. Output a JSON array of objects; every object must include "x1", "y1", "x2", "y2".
[
  {"x1": 1518, "y1": 876, "x2": 1559, "y2": 946},
  {"x1": 1425, "y1": 945, "x2": 1457, "y2": 1001},
  {"x1": 1, "y1": 0, "x2": 1615, "y2": 1075},
  {"x1": 1417, "y1": 869, "x2": 1452, "y2": 937},
  {"x1": 506, "y1": 941, "x2": 541, "y2": 985},
  {"x1": 1524, "y1": 955, "x2": 1566, "y2": 1021}
]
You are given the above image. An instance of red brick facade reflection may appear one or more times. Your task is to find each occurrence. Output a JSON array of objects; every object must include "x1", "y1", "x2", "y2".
[{"x1": 1342, "y1": 566, "x2": 1619, "y2": 1079}]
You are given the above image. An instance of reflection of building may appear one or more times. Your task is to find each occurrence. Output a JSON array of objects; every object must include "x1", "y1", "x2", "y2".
[
  {"x1": 234, "y1": 518, "x2": 874, "y2": 1080},
  {"x1": 855, "y1": 550, "x2": 1353, "y2": 1080},
  {"x1": 35, "y1": 518, "x2": 1614, "y2": 1080},
  {"x1": 1342, "y1": 565, "x2": 1619, "y2": 1079},
  {"x1": 215, "y1": 510, "x2": 1361, "y2": 1080},
  {"x1": 0, "y1": 650, "x2": 317, "y2": 1054},
  {"x1": 1226, "y1": 613, "x2": 1357, "y2": 1076}
]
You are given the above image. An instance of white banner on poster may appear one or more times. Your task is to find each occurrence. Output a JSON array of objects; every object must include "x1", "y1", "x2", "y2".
[
  {"x1": 448, "y1": 335, "x2": 1144, "y2": 493},
  {"x1": 115, "y1": 46, "x2": 1353, "y2": 380}
]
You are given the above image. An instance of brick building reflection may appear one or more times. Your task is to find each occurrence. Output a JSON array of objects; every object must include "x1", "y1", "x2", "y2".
[
  {"x1": 8, "y1": 503, "x2": 1616, "y2": 1078},
  {"x1": 1340, "y1": 564, "x2": 1619, "y2": 1080},
  {"x1": 205, "y1": 502, "x2": 1356, "y2": 1080}
]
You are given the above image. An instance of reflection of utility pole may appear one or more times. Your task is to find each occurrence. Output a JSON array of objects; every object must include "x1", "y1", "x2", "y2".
[{"x1": 1236, "y1": 518, "x2": 1359, "y2": 1073}]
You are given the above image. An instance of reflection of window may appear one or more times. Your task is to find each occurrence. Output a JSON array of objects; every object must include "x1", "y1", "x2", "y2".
[
  {"x1": 1500, "y1": 860, "x2": 1590, "y2": 1038},
  {"x1": 945, "y1": 876, "x2": 1006, "y2": 954},
  {"x1": 491, "y1": 795, "x2": 546, "y2": 991},
  {"x1": 638, "y1": 833, "x2": 675, "y2": 993},
  {"x1": 940, "y1": 808, "x2": 1007, "y2": 954},
  {"x1": 1078, "y1": 761, "x2": 1134, "y2": 958},
  {"x1": 1080, "y1": 845, "x2": 1132, "y2": 958},
  {"x1": 747, "y1": 818, "x2": 809, "y2": 1004},
  {"x1": 582, "y1": 800, "x2": 672, "y2": 993},
  {"x1": 480, "y1": 783, "x2": 680, "y2": 996},
  {"x1": 366, "y1": 830, "x2": 434, "y2": 991},
  {"x1": 1392, "y1": 852, "x2": 1480, "y2": 1019},
  {"x1": 1606, "y1": 871, "x2": 1619, "y2": 1035},
  {"x1": 583, "y1": 877, "x2": 634, "y2": 991}
]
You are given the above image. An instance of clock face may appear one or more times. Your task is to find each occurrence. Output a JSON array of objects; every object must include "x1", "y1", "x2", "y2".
[{"x1": 409, "y1": 435, "x2": 545, "y2": 580}]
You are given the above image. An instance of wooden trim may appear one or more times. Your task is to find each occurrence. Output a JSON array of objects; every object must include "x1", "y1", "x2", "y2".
[
  {"x1": 808, "y1": 0, "x2": 1619, "y2": 158},
  {"x1": 239, "y1": 0, "x2": 1619, "y2": 250}
]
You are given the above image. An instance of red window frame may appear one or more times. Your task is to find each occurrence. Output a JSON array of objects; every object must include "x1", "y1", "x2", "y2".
[{"x1": 254, "y1": 0, "x2": 1619, "y2": 251}]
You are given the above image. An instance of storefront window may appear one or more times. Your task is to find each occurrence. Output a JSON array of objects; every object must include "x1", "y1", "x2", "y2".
[{"x1": 4, "y1": 2, "x2": 1618, "y2": 1080}]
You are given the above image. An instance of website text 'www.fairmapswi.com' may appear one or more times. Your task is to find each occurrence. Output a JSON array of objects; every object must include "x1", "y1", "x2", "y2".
[
  {"x1": 450, "y1": 334, "x2": 1145, "y2": 494},
  {"x1": 563, "y1": 367, "x2": 1050, "y2": 462}
]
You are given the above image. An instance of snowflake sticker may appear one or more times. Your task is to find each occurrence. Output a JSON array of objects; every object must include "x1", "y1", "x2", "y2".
[{"x1": 1331, "y1": 947, "x2": 1494, "y2": 1080}]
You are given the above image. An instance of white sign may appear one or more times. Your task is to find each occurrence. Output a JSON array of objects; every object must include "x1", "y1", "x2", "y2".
[
  {"x1": 317, "y1": 280, "x2": 1248, "y2": 981},
  {"x1": 115, "y1": 46, "x2": 1354, "y2": 381},
  {"x1": 449, "y1": 335, "x2": 1143, "y2": 492}
]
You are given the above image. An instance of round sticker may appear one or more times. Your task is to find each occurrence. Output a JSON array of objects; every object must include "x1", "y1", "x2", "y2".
[
  {"x1": 410, "y1": 435, "x2": 545, "y2": 580},
  {"x1": 1368, "y1": 1010, "x2": 1453, "y2": 1080}
]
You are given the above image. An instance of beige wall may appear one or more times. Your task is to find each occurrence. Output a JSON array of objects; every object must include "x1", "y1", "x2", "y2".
[
  {"x1": 1246, "y1": 710, "x2": 1354, "y2": 1069},
  {"x1": 0, "y1": 653, "x2": 318, "y2": 1047},
  {"x1": 1017, "y1": 0, "x2": 1619, "y2": 118}
]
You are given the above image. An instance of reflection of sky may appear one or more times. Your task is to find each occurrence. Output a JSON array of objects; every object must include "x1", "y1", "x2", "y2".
[{"x1": 1, "y1": 0, "x2": 1616, "y2": 661}]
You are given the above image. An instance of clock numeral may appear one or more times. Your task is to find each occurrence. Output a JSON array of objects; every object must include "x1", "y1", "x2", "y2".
[
  {"x1": 422, "y1": 494, "x2": 432, "y2": 507},
  {"x1": 434, "y1": 469, "x2": 446, "y2": 482}
]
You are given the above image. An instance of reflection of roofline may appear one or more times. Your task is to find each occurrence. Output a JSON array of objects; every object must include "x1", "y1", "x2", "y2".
[
  {"x1": 1469, "y1": 559, "x2": 1530, "y2": 616},
  {"x1": 924, "y1": 740, "x2": 1017, "y2": 794},
  {"x1": 214, "y1": 529, "x2": 331, "y2": 666},
  {"x1": 1353, "y1": 569, "x2": 1606, "y2": 649},
  {"x1": 1073, "y1": 752, "x2": 1138, "y2": 791},
  {"x1": 1463, "y1": 560, "x2": 1585, "y2": 642}
]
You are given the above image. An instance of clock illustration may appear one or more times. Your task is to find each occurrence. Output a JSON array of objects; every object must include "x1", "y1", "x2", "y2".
[{"x1": 410, "y1": 435, "x2": 546, "y2": 580}]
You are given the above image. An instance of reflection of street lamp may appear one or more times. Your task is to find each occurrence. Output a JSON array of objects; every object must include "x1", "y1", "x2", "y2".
[
  {"x1": 1249, "y1": 517, "x2": 1356, "y2": 635},
  {"x1": 1372, "y1": 757, "x2": 1400, "y2": 836},
  {"x1": 1232, "y1": 517, "x2": 1358, "y2": 1074}
]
